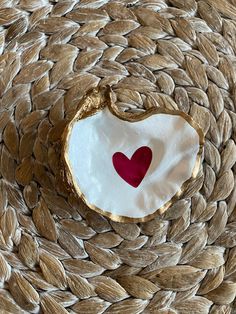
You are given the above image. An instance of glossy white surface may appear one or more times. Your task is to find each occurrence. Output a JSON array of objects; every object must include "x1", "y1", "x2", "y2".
[{"x1": 67, "y1": 108, "x2": 200, "y2": 219}]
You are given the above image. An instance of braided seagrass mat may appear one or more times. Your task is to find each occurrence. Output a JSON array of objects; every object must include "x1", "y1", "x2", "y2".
[{"x1": 1, "y1": 0, "x2": 236, "y2": 313}]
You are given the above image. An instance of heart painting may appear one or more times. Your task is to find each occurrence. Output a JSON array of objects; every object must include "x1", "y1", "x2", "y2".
[
  {"x1": 62, "y1": 87, "x2": 204, "y2": 223},
  {"x1": 112, "y1": 146, "x2": 152, "y2": 188}
]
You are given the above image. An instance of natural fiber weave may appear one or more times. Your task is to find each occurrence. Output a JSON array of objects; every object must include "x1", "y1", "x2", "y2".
[{"x1": 0, "y1": 0, "x2": 236, "y2": 313}]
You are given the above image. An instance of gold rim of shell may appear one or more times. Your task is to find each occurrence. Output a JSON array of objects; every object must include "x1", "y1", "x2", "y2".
[{"x1": 61, "y1": 86, "x2": 205, "y2": 223}]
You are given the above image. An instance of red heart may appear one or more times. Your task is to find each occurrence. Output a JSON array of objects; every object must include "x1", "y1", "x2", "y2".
[{"x1": 112, "y1": 146, "x2": 152, "y2": 188}]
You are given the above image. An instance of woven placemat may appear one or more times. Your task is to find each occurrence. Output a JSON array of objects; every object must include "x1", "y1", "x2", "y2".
[{"x1": 0, "y1": 0, "x2": 236, "y2": 313}]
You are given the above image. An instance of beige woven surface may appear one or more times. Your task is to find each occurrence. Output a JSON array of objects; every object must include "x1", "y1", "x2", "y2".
[{"x1": 0, "y1": 0, "x2": 236, "y2": 313}]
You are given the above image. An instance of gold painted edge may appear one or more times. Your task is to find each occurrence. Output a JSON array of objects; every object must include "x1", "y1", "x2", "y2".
[{"x1": 61, "y1": 86, "x2": 205, "y2": 223}]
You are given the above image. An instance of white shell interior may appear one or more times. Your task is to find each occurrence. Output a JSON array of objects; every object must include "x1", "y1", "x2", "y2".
[{"x1": 67, "y1": 108, "x2": 200, "y2": 219}]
